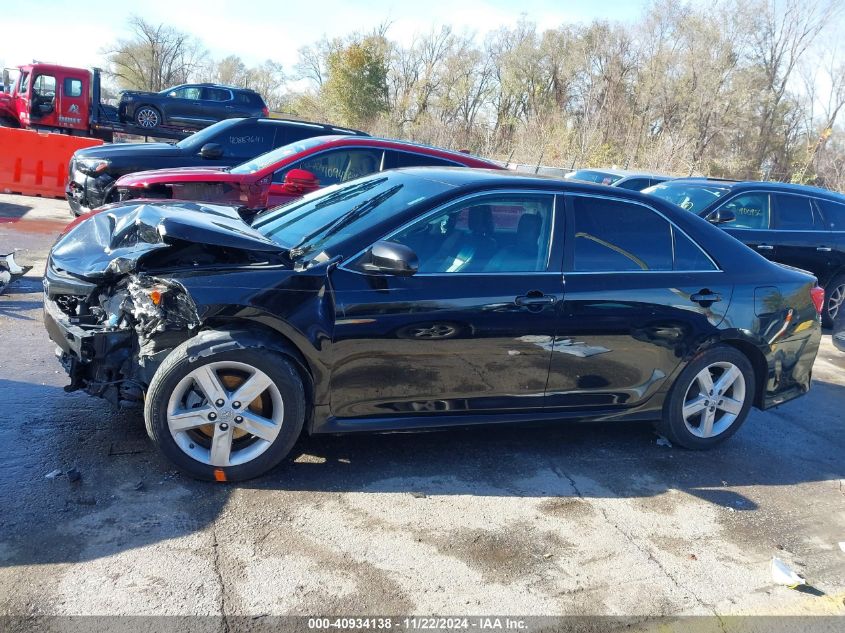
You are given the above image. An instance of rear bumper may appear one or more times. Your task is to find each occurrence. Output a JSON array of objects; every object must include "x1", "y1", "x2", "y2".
[{"x1": 760, "y1": 324, "x2": 822, "y2": 409}]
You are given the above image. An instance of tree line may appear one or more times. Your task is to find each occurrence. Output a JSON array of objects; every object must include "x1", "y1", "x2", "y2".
[{"x1": 105, "y1": 0, "x2": 845, "y2": 190}]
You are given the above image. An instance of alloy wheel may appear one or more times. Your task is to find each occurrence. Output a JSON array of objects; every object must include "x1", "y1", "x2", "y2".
[
  {"x1": 136, "y1": 107, "x2": 159, "y2": 129},
  {"x1": 681, "y1": 361, "x2": 746, "y2": 439},
  {"x1": 166, "y1": 361, "x2": 284, "y2": 467},
  {"x1": 828, "y1": 283, "x2": 845, "y2": 321}
]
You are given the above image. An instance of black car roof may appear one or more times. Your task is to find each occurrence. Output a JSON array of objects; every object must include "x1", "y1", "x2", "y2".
[
  {"x1": 225, "y1": 117, "x2": 368, "y2": 136},
  {"x1": 666, "y1": 178, "x2": 845, "y2": 202}
]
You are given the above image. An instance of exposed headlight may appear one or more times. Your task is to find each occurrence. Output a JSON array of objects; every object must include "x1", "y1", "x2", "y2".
[{"x1": 77, "y1": 158, "x2": 110, "y2": 176}]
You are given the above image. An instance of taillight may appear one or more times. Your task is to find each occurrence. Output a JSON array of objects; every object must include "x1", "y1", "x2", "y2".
[
  {"x1": 810, "y1": 286, "x2": 825, "y2": 315},
  {"x1": 261, "y1": 106, "x2": 269, "y2": 117}
]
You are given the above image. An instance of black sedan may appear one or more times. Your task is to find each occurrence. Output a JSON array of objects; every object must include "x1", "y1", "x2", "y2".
[
  {"x1": 643, "y1": 179, "x2": 845, "y2": 326},
  {"x1": 44, "y1": 169, "x2": 823, "y2": 481},
  {"x1": 67, "y1": 117, "x2": 367, "y2": 215},
  {"x1": 118, "y1": 83, "x2": 267, "y2": 130}
]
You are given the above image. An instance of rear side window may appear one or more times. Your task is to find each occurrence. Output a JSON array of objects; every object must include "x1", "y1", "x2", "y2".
[
  {"x1": 63, "y1": 78, "x2": 83, "y2": 98},
  {"x1": 390, "y1": 151, "x2": 460, "y2": 168},
  {"x1": 203, "y1": 87, "x2": 231, "y2": 102},
  {"x1": 277, "y1": 125, "x2": 326, "y2": 145},
  {"x1": 774, "y1": 194, "x2": 818, "y2": 230},
  {"x1": 673, "y1": 230, "x2": 716, "y2": 271},
  {"x1": 815, "y1": 198, "x2": 845, "y2": 230},
  {"x1": 571, "y1": 196, "x2": 673, "y2": 271},
  {"x1": 716, "y1": 193, "x2": 770, "y2": 229},
  {"x1": 215, "y1": 122, "x2": 276, "y2": 157}
]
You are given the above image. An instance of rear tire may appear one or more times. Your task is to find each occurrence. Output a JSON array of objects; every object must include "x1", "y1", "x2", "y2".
[
  {"x1": 823, "y1": 273, "x2": 845, "y2": 329},
  {"x1": 144, "y1": 337, "x2": 306, "y2": 481},
  {"x1": 656, "y1": 345, "x2": 755, "y2": 449},
  {"x1": 134, "y1": 106, "x2": 161, "y2": 130}
]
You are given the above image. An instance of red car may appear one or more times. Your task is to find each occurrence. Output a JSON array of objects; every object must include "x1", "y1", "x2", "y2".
[{"x1": 114, "y1": 136, "x2": 503, "y2": 210}]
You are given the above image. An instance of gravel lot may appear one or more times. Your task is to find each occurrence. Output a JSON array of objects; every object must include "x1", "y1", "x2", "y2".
[{"x1": 0, "y1": 193, "x2": 843, "y2": 629}]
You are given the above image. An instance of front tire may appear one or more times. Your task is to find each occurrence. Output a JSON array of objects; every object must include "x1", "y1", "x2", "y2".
[
  {"x1": 657, "y1": 345, "x2": 755, "y2": 449},
  {"x1": 144, "y1": 338, "x2": 306, "y2": 481},
  {"x1": 134, "y1": 106, "x2": 161, "y2": 129}
]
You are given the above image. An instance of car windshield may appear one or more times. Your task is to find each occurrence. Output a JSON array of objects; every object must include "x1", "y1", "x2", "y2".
[
  {"x1": 176, "y1": 119, "x2": 240, "y2": 151},
  {"x1": 229, "y1": 137, "x2": 335, "y2": 175},
  {"x1": 642, "y1": 181, "x2": 731, "y2": 213},
  {"x1": 566, "y1": 169, "x2": 623, "y2": 185},
  {"x1": 252, "y1": 171, "x2": 451, "y2": 257}
]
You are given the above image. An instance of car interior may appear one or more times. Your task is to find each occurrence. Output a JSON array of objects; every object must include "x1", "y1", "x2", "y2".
[{"x1": 394, "y1": 198, "x2": 553, "y2": 273}]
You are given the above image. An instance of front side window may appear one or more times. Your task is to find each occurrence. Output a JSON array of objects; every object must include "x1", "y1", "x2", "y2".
[
  {"x1": 170, "y1": 86, "x2": 201, "y2": 100},
  {"x1": 571, "y1": 196, "x2": 673, "y2": 272},
  {"x1": 389, "y1": 193, "x2": 555, "y2": 273},
  {"x1": 774, "y1": 194, "x2": 816, "y2": 230},
  {"x1": 276, "y1": 149, "x2": 384, "y2": 187},
  {"x1": 63, "y1": 78, "x2": 83, "y2": 98},
  {"x1": 33, "y1": 74, "x2": 56, "y2": 97},
  {"x1": 716, "y1": 193, "x2": 771, "y2": 229}
]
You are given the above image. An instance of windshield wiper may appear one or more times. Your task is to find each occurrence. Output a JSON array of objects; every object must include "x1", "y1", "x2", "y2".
[{"x1": 289, "y1": 185, "x2": 402, "y2": 258}]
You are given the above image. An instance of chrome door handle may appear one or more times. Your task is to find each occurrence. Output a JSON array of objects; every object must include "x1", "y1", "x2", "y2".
[
  {"x1": 757, "y1": 244, "x2": 774, "y2": 251},
  {"x1": 816, "y1": 246, "x2": 832, "y2": 252},
  {"x1": 690, "y1": 292, "x2": 722, "y2": 305},
  {"x1": 515, "y1": 294, "x2": 556, "y2": 306}
]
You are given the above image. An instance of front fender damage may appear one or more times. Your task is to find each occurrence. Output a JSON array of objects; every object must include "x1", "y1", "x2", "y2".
[{"x1": 54, "y1": 273, "x2": 201, "y2": 406}]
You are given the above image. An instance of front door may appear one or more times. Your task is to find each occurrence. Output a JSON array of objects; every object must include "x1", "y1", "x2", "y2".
[
  {"x1": 713, "y1": 191, "x2": 777, "y2": 260},
  {"x1": 547, "y1": 193, "x2": 733, "y2": 410},
  {"x1": 328, "y1": 191, "x2": 563, "y2": 419}
]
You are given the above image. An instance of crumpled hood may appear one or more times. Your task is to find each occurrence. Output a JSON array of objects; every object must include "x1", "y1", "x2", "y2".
[
  {"x1": 116, "y1": 166, "x2": 234, "y2": 188},
  {"x1": 50, "y1": 200, "x2": 284, "y2": 279}
]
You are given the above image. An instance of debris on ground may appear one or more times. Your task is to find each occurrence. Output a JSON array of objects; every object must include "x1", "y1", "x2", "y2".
[
  {"x1": 410, "y1": 492, "x2": 427, "y2": 499},
  {"x1": 44, "y1": 469, "x2": 63, "y2": 479},
  {"x1": 688, "y1": 554, "x2": 698, "y2": 561},
  {"x1": 0, "y1": 252, "x2": 31, "y2": 295},
  {"x1": 133, "y1": 481, "x2": 145, "y2": 491},
  {"x1": 66, "y1": 468, "x2": 81, "y2": 483},
  {"x1": 656, "y1": 436, "x2": 672, "y2": 448},
  {"x1": 838, "y1": 542, "x2": 845, "y2": 553},
  {"x1": 771, "y1": 557, "x2": 806, "y2": 588}
]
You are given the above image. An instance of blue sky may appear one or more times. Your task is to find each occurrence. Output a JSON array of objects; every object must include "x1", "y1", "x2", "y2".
[{"x1": 1, "y1": 0, "x2": 649, "y2": 70}]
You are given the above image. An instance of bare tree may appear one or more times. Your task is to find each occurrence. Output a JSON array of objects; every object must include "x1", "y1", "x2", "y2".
[{"x1": 105, "y1": 16, "x2": 207, "y2": 91}]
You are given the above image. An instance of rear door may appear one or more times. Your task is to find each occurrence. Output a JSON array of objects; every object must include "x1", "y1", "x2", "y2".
[
  {"x1": 547, "y1": 193, "x2": 732, "y2": 411},
  {"x1": 812, "y1": 197, "x2": 845, "y2": 288},
  {"x1": 328, "y1": 190, "x2": 563, "y2": 419},
  {"x1": 770, "y1": 193, "x2": 830, "y2": 281},
  {"x1": 201, "y1": 87, "x2": 233, "y2": 122}
]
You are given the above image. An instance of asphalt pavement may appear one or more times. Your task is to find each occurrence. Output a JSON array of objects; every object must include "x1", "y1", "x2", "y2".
[{"x1": 0, "y1": 193, "x2": 843, "y2": 629}]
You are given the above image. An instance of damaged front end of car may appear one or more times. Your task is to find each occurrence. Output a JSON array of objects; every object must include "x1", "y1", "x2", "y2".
[{"x1": 43, "y1": 200, "x2": 287, "y2": 407}]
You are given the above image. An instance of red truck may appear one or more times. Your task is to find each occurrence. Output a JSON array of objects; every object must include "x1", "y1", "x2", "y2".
[{"x1": 0, "y1": 63, "x2": 190, "y2": 141}]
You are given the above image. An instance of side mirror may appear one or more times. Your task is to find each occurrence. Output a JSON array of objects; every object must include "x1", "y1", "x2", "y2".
[
  {"x1": 199, "y1": 143, "x2": 224, "y2": 160},
  {"x1": 358, "y1": 241, "x2": 419, "y2": 276},
  {"x1": 280, "y1": 168, "x2": 320, "y2": 195},
  {"x1": 709, "y1": 208, "x2": 736, "y2": 224}
]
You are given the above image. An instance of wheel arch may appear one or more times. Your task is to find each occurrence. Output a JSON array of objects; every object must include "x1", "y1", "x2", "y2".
[
  {"x1": 718, "y1": 337, "x2": 768, "y2": 408},
  {"x1": 185, "y1": 320, "x2": 316, "y2": 428}
]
